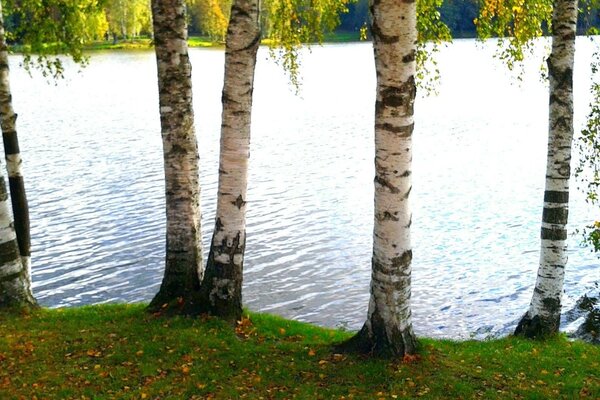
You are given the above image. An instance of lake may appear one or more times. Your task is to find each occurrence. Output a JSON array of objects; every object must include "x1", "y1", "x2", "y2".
[{"x1": 13, "y1": 39, "x2": 598, "y2": 339}]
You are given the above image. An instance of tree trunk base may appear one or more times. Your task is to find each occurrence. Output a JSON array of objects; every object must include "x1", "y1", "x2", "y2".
[
  {"x1": 335, "y1": 323, "x2": 418, "y2": 358},
  {"x1": 0, "y1": 273, "x2": 38, "y2": 311},
  {"x1": 514, "y1": 313, "x2": 560, "y2": 338},
  {"x1": 194, "y1": 250, "x2": 243, "y2": 324},
  {"x1": 146, "y1": 288, "x2": 206, "y2": 317},
  {"x1": 147, "y1": 253, "x2": 242, "y2": 324}
]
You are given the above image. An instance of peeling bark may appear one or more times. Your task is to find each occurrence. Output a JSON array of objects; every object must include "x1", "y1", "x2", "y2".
[
  {"x1": 147, "y1": 0, "x2": 204, "y2": 315},
  {"x1": 516, "y1": 0, "x2": 577, "y2": 338},
  {"x1": 0, "y1": 0, "x2": 35, "y2": 310},
  {"x1": 339, "y1": 0, "x2": 417, "y2": 357},
  {"x1": 197, "y1": 0, "x2": 260, "y2": 323}
]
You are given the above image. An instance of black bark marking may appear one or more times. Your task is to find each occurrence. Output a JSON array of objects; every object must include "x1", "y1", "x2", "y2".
[
  {"x1": 0, "y1": 239, "x2": 20, "y2": 262},
  {"x1": 542, "y1": 297, "x2": 561, "y2": 314},
  {"x1": 542, "y1": 207, "x2": 569, "y2": 225},
  {"x1": 371, "y1": 20, "x2": 399, "y2": 45},
  {"x1": 402, "y1": 186, "x2": 412, "y2": 200},
  {"x1": 2, "y1": 131, "x2": 19, "y2": 155},
  {"x1": 374, "y1": 176, "x2": 400, "y2": 193},
  {"x1": 232, "y1": 194, "x2": 246, "y2": 209},
  {"x1": 0, "y1": 270, "x2": 22, "y2": 283},
  {"x1": 380, "y1": 87, "x2": 405, "y2": 108},
  {"x1": 391, "y1": 250, "x2": 412, "y2": 270},
  {"x1": 541, "y1": 227, "x2": 568, "y2": 241},
  {"x1": 544, "y1": 190, "x2": 569, "y2": 203},
  {"x1": 379, "y1": 211, "x2": 399, "y2": 221},
  {"x1": 402, "y1": 50, "x2": 416, "y2": 63},
  {"x1": 375, "y1": 123, "x2": 414, "y2": 137},
  {"x1": 8, "y1": 177, "x2": 30, "y2": 257}
]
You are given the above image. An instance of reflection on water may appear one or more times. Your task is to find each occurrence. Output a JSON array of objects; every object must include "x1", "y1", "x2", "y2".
[{"x1": 14, "y1": 39, "x2": 598, "y2": 339}]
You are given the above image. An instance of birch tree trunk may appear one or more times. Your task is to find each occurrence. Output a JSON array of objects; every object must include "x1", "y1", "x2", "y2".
[
  {"x1": 147, "y1": 0, "x2": 204, "y2": 315},
  {"x1": 0, "y1": 172, "x2": 36, "y2": 308},
  {"x1": 0, "y1": 0, "x2": 31, "y2": 292},
  {"x1": 197, "y1": 0, "x2": 260, "y2": 323},
  {"x1": 515, "y1": 0, "x2": 578, "y2": 338},
  {"x1": 340, "y1": 0, "x2": 417, "y2": 357}
]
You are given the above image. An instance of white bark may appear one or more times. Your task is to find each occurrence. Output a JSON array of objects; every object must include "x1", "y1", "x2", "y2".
[
  {"x1": 0, "y1": 181, "x2": 35, "y2": 307},
  {"x1": 346, "y1": 0, "x2": 417, "y2": 356},
  {"x1": 516, "y1": 0, "x2": 578, "y2": 337},
  {"x1": 199, "y1": 0, "x2": 260, "y2": 321},
  {"x1": 0, "y1": 0, "x2": 35, "y2": 308},
  {"x1": 148, "y1": 0, "x2": 204, "y2": 313},
  {"x1": 0, "y1": 0, "x2": 31, "y2": 288}
]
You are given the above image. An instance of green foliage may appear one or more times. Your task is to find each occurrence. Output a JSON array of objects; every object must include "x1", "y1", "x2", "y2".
[
  {"x1": 417, "y1": 0, "x2": 453, "y2": 94},
  {"x1": 0, "y1": 305, "x2": 599, "y2": 398},
  {"x1": 475, "y1": 0, "x2": 553, "y2": 73},
  {"x1": 188, "y1": 0, "x2": 231, "y2": 42},
  {"x1": 575, "y1": 51, "x2": 600, "y2": 253},
  {"x1": 4, "y1": 0, "x2": 107, "y2": 78},
  {"x1": 262, "y1": 0, "x2": 350, "y2": 89},
  {"x1": 104, "y1": 0, "x2": 151, "y2": 40}
]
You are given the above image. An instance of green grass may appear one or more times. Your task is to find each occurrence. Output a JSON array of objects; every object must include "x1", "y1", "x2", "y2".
[
  {"x1": 81, "y1": 36, "x2": 222, "y2": 52},
  {"x1": 0, "y1": 304, "x2": 598, "y2": 399}
]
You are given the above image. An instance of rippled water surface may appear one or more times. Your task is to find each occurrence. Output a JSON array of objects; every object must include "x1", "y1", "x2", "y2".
[{"x1": 14, "y1": 39, "x2": 599, "y2": 338}]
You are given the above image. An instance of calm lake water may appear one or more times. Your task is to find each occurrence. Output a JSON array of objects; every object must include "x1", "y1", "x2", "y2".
[{"x1": 13, "y1": 39, "x2": 599, "y2": 338}]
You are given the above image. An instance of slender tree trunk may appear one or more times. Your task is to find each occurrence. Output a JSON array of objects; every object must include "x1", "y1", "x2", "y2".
[
  {"x1": 0, "y1": 173, "x2": 35, "y2": 308},
  {"x1": 0, "y1": 0, "x2": 34, "y2": 309},
  {"x1": 0, "y1": 0, "x2": 31, "y2": 291},
  {"x1": 147, "y1": 0, "x2": 204, "y2": 315},
  {"x1": 515, "y1": 0, "x2": 578, "y2": 338},
  {"x1": 339, "y1": 0, "x2": 417, "y2": 357},
  {"x1": 197, "y1": 0, "x2": 260, "y2": 323}
]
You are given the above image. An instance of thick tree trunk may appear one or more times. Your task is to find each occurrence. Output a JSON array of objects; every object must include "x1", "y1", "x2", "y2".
[
  {"x1": 197, "y1": 0, "x2": 260, "y2": 323},
  {"x1": 0, "y1": 0, "x2": 31, "y2": 290},
  {"x1": 340, "y1": 0, "x2": 417, "y2": 357},
  {"x1": 147, "y1": 0, "x2": 204, "y2": 315},
  {"x1": 515, "y1": 0, "x2": 577, "y2": 338}
]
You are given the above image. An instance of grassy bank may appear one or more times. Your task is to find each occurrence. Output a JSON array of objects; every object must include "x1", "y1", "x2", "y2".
[
  {"x1": 83, "y1": 36, "x2": 221, "y2": 51},
  {"x1": 0, "y1": 304, "x2": 598, "y2": 399},
  {"x1": 81, "y1": 32, "x2": 363, "y2": 52}
]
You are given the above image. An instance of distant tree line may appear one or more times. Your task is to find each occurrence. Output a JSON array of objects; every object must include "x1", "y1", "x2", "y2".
[
  {"x1": 3, "y1": 0, "x2": 600, "y2": 44},
  {"x1": 339, "y1": 0, "x2": 600, "y2": 37}
]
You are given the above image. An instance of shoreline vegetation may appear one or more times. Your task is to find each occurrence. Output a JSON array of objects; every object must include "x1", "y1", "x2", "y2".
[
  {"x1": 9, "y1": 32, "x2": 366, "y2": 53},
  {"x1": 0, "y1": 304, "x2": 598, "y2": 399}
]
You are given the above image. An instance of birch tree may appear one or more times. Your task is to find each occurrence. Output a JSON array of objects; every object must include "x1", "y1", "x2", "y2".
[
  {"x1": 515, "y1": 0, "x2": 578, "y2": 337},
  {"x1": 340, "y1": 0, "x2": 418, "y2": 357},
  {"x1": 0, "y1": 0, "x2": 103, "y2": 307},
  {"x1": 0, "y1": 0, "x2": 35, "y2": 309},
  {"x1": 195, "y1": 0, "x2": 260, "y2": 322},
  {"x1": 0, "y1": 0, "x2": 30, "y2": 289},
  {"x1": 147, "y1": 0, "x2": 204, "y2": 314},
  {"x1": 190, "y1": 0, "x2": 350, "y2": 322},
  {"x1": 478, "y1": 0, "x2": 579, "y2": 337}
]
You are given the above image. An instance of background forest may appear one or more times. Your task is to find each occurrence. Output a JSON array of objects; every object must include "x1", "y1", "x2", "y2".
[{"x1": 3, "y1": 0, "x2": 600, "y2": 46}]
